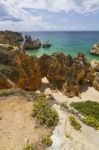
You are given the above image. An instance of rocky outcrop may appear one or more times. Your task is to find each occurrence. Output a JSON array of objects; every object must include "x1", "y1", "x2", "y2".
[
  {"x1": 39, "y1": 54, "x2": 51, "y2": 77},
  {"x1": 0, "y1": 72, "x2": 14, "y2": 89},
  {"x1": 0, "y1": 38, "x2": 97, "y2": 97},
  {"x1": 91, "y1": 60, "x2": 99, "y2": 91},
  {"x1": 39, "y1": 52, "x2": 94, "y2": 97},
  {"x1": 0, "y1": 30, "x2": 23, "y2": 45},
  {"x1": 90, "y1": 44, "x2": 99, "y2": 55},
  {"x1": 0, "y1": 47, "x2": 41, "y2": 91},
  {"x1": 24, "y1": 35, "x2": 41, "y2": 50},
  {"x1": 93, "y1": 73, "x2": 99, "y2": 91},
  {"x1": 91, "y1": 60, "x2": 99, "y2": 72},
  {"x1": 43, "y1": 41, "x2": 51, "y2": 48}
]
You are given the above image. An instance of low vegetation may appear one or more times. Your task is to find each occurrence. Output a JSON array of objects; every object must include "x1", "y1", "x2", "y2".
[
  {"x1": 42, "y1": 137, "x2": 53, "y2": 147},
  {"x1": 69, "y1": 115, "x2": 81, "y2": 130},
  {"x1": 32, "y1": 97, "x2": 59, "y2": 127},
  {"x1": 24, "y1": 144, "x2": 35, "y2": 150},
  {"x1": 84, "y1": 116, "x2": 99, "y2": 130},
  {"x1": 71, "y1": 101, "x2": 99, "y2": 129},
  {"x1": 0, "y1": 89, "x2": 8, "y2": 95}
]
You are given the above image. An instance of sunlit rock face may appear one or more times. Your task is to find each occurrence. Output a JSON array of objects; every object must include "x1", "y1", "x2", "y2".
[
  {"x1": 39, "y1": 52, "x2": 95, "y2": 97},
  {"x1": 0, "y1": 47, "x2": 41, "y2": 91},
  {"x1": 0, "y1": 30, "x2": 23, "y2": 45},
  {"x1": 90, "y1": 44, "x2": 99, "y2": 55}
]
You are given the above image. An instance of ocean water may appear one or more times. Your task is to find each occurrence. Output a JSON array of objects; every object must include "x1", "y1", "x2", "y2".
[{"x1": 22, "y1": 31, "x2": 99, "y2": 60}]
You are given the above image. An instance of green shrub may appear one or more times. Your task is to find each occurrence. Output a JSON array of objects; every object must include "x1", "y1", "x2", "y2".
[
  {"x1": 71, "y1": 101, "x2": 99, "y2": 121},
  {"x1": 66, "y1": 133, "x2": 71, "y2": 138},
  {"x1": 0, "y1": 89, "x2": 8, "y2": 94},
  {"x1": 42, "y1": 137, "x2": 53, "y2": 147},
  {"x1": 84, "y1": 116, "x2": 99, "y2": 130},
  {"x1": 61, "y1": 103, "x2": 69, "y2": 109},
  {"x1": 71, "y1": 101, "x2": 99, "y2": 129},
  {"x1": 32, "y1": 98, "x2": 59, "y2": 127},
  {"x1": 24, "y1": 144, "x2": 35, "y2": 150},
  {"x1": 69, "y1": 115, "x2": 81, "y2": 130}
]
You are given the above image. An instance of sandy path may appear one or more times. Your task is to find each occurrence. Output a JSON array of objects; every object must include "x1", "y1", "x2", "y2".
[{"x1": 0, "y1": 96, "x2": 51, "y2": 150}]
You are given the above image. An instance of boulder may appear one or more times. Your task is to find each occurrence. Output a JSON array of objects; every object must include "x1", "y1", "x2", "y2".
[
  {"x1": 0, "y1": 72, "x2": 14, "y2": 89},
  {"x1": 90, "y1": 44, "x2": 99, "y2": 55},
  {"x1": 91, "y1": 60, "x2": 99, "y2": 72},
  {"x1": 43, "y1": 41, "x2": 51, "y2": 48}
]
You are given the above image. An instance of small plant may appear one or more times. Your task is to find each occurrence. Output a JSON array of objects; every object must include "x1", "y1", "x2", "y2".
[
  {"x1": 61, "y1": 103, "x2": 69, "y2": 109},
  {"x1": 32, "y1": 98, "x2": 59, "y2": 127},
  {"x1": 24, "y1": 144, "x2": 35, "y2": 150},
  {"x1": 66, "y1": 133, "x2": 71, "y2": 138},
  {"x1": 0, "y1": 89, "x2": 8, "y2": 94},
  {"x1": 69, "y1": 115, "x2": 81, "y2": 130},
  {"x1": 42, "y1": 137, "x2": 53, "y2": 147},
  {"x1": 84, "y1": 116, "x2": 99, "y2": 130}
]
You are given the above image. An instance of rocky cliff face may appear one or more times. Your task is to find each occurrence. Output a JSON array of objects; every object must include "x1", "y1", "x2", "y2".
[
  {"x1": 91, "y1": 60, "x2": 99, "y2": 91},
  {"x1": 0, "y1": 45, "x2": 96, "y2": 97},
  {"x1": 39, "y1": 52, "x2": 94, "y2": 97},
  {"x1": 0, "y1": 47, "x2": 41, "y2": 90},
  {"x1": 0, "y1": 30, "x2": 23, "y2": 45}
]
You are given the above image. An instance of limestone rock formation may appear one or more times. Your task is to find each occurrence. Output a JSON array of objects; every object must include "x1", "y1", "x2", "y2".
[
  {"x1": 90, "y1": 44, "x2": 99, "y2": 55},
  {"x1": 93, "y1": 73, "x2": 99, "y2": 91},
  {"x1": 0, "y1": 47, "x2": 41, "y2": 91},
  {"x1": 0, "y1": 72, "x2": 14, "y2": 89},
  {"x1": 91, "y1": 60, "x2": 99, "y2": 72},
  {"x1": 24, "y1": 35, "x2": 41, "y2": 50},
  {"x1": 0, "y1": 33, "x2": 97, "y2": 97},
  {"x1": 43, "y1": 41, "x2": 51, "y2": 48},
  {"x1": 91, "y1": 60, "x2": 99, "y2": 91},
  {"x1": 39, "y1": 54, "x2": 51, "y2": 77},
  {"x1": 0, "y1": 30, "x2": 23, "y2": 45},
  {"x1": 39, "y1": 52, "x2": 94, "y2": 97}
]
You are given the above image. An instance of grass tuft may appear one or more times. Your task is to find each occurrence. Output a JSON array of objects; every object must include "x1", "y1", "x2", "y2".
[{"x1": 69, "y1": 115, "x2": 81, "y2": 130}]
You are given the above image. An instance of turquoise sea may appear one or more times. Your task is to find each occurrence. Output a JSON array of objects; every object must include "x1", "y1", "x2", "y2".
[{"x1": 22, "y1": 31, "x2": 99, "y2": 60}]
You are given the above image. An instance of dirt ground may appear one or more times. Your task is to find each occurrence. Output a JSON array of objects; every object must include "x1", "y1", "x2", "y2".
[{"x1": 0, "y1": 95, "x2": 52, "y2": 150}]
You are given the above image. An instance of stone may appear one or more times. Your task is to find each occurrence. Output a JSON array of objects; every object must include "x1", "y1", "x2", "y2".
[
  {"x1": 43, "y1": 41, "x2": 51, "y2": 48},
  {"x1": 90, "y1": 44, "x2": 99, "y2": 55},
  {"x1": 0, "y1": 72, "x2": 14, "y2": 89}
]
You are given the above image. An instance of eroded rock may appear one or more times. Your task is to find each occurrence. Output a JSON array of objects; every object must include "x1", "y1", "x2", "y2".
[
  {"x1": 24, "y1": 36, "x2": 41, "y2": 50},
  {"x1": 0, "y1": 48, "x2": 41, "y2": 91},
  {"x1": 90, "y1": 44, "x2": 99, "y2": 55}
]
